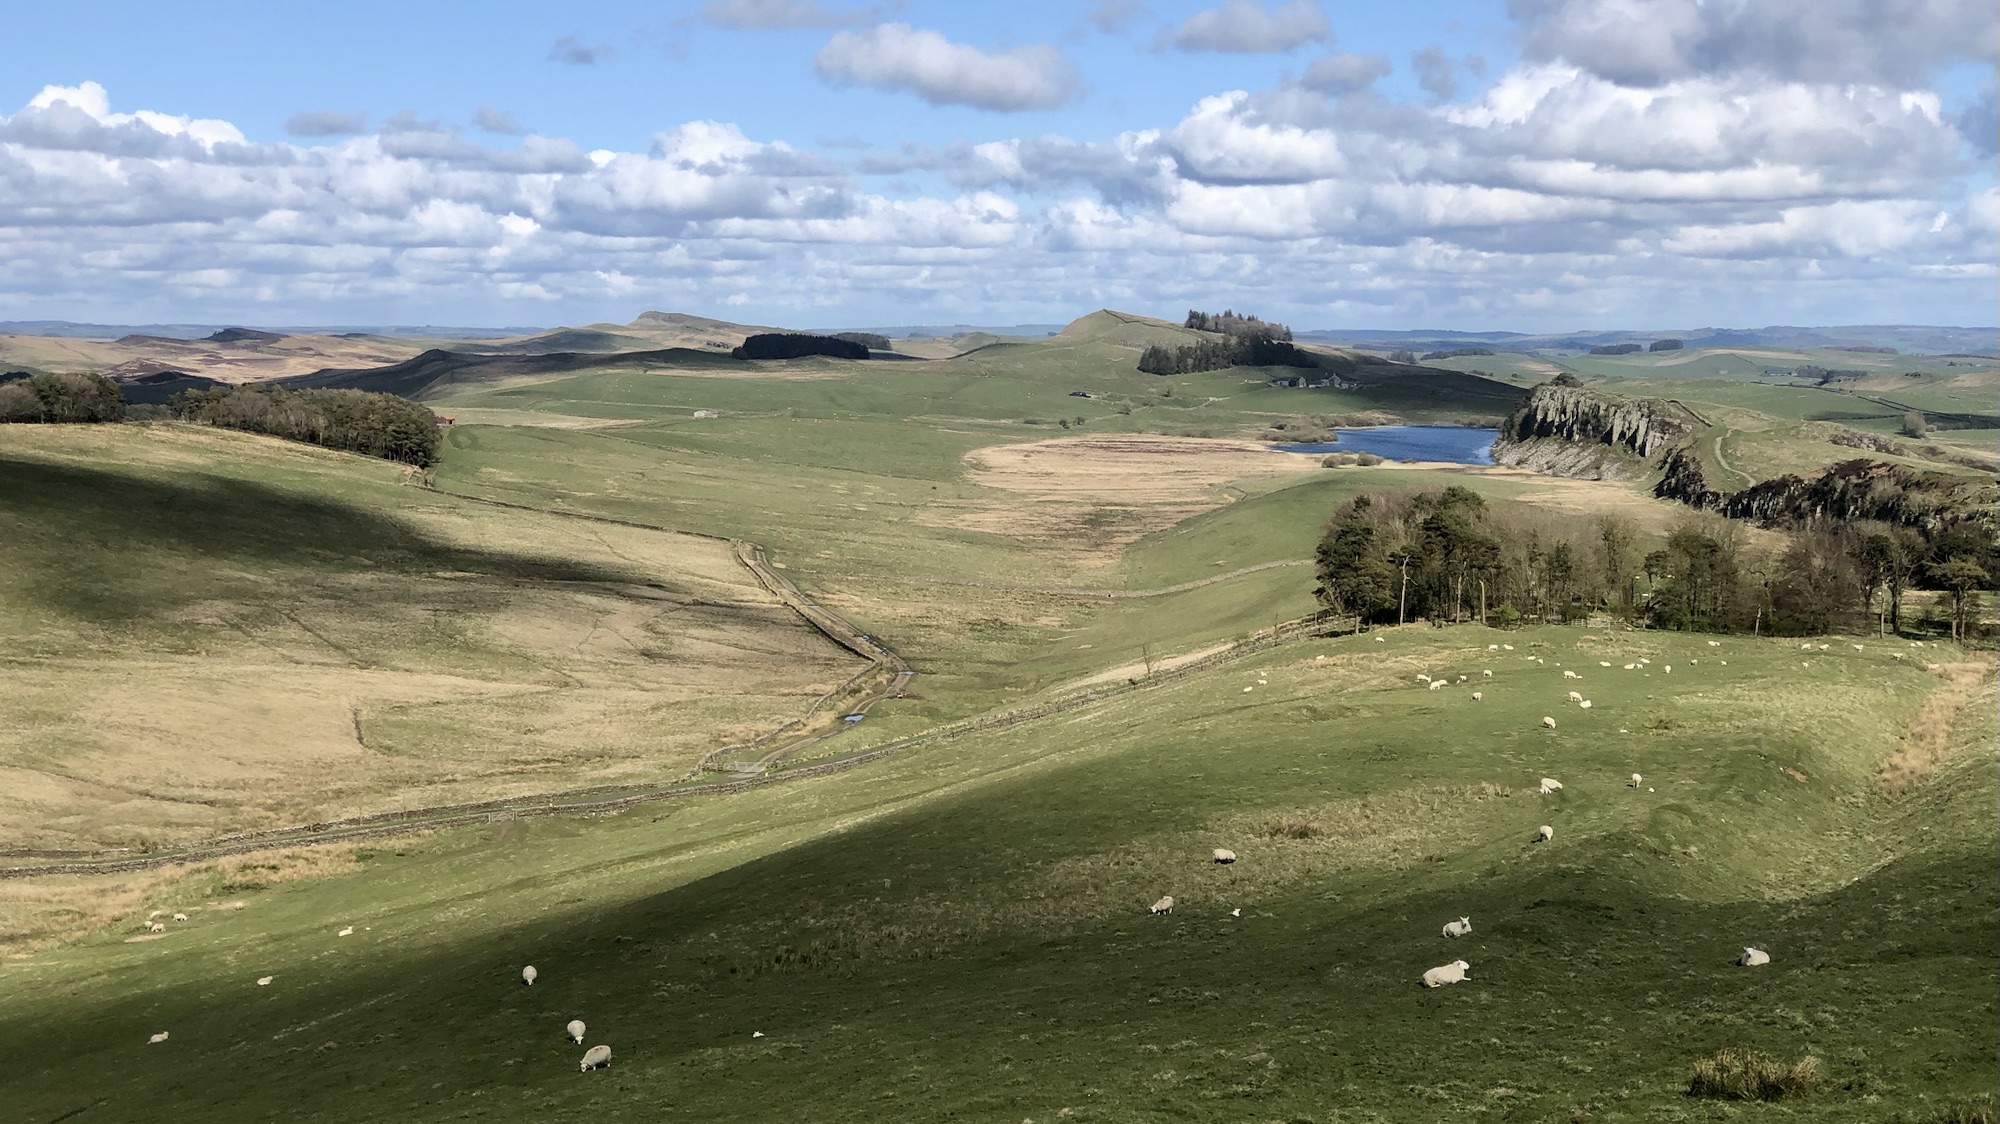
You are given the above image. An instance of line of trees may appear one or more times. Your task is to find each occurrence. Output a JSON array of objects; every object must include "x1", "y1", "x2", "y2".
[
  {"x1": 734, "y1": 333, "x2": 870, "y2": 361},
  {"x1": 0, "y1": 372, "x2": 125, "y2": 423},
  {"x1": 171, "y1": 385, "x2": 442, "y2": 467},
  {"x1": 1140, "y1": 310, "x2": 1318, "y2": 375},
  {"x1": 1314, "y1": 485, "x2": 1995, "y2": 637}
]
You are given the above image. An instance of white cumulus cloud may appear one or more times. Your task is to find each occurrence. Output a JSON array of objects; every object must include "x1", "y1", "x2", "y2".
[
  {"x1": 1160, "y1": 0, "x2": 1330, "y2": 53},
  {"x1": 814, "y1": 24, "x2": 1079, "y2": 111}
]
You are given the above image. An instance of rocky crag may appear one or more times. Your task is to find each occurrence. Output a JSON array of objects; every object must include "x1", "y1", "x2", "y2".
[{"x1": 1490, "y1": 382, "x2": 1694, "y2": 480}]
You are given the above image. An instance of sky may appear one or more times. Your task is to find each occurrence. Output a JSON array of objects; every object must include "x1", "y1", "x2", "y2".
[{"x1": 2, "y1": 0, "x2": 1995, "y2": 331}]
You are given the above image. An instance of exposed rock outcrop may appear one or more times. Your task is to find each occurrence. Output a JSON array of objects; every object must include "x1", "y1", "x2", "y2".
[
  {"x1": 1490, "y1": 383, "x2": 1690, "y2": 479},
  {"x1": 1718, "y1": 459, "x2": 1991, "y2": 532}
]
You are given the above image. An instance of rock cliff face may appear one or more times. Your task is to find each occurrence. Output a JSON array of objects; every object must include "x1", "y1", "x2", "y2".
[
  {"x1": 1490, "y1": 384, "x2": 1689, "y2": 479},
  {"x1": 1718, "y1": 459, "x2": 1991, "y2": 532}
]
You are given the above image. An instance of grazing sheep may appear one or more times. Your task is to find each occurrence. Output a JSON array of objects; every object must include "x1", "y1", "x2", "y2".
[
  {"x1": 1801, "y1": 642, "x2": 1813, "y2": 650},
  {"x1": 1563, "y1": 670, "x2": 1578, "y2": 679},
  {"x1": 1488, "y1": 644, "x2": 1499, "y2": 650},
  {"x1": 1150, "y1": 896, "x2": 1175, "y2": 915},
  {"x1": 1471, "y1": 691, "x2": 1482, "y2": 701},
  {"x1": 148, "y1": 922, "x2": 165, "y2": 933},
  {"x1": 1852, "y1": 644, "x2": 1863, "y2": 651},
  {"x1": 1535, "y1": 825, "x2": 1555, "y2": 843},
  {"x1": 257, "y1": 976, "x2": 273, "y2": 987},
  {"x1": 172, "y1": 913, "x2": 188, "y2": 923},
  {"x1": 1579, "y1": 700, "x2": 1592, "y2": 709},
  {"x1": 337, "y1": 926, "x2": 353, "y2": 938},
  {"x1": 1212, "y1": 848, "x2": 1236, "y2": 864},
  {"x1": 1818, "y1": 644, "x2": 1829, "y2": 651},
  {"x1": 1568, "y1": 690, "x2": 1583, "y2": 702},
  {"x1": 522, "y1": 965, "x2": 538, "y2": 986},
  {"x1": 1374, "y1": 636, "x2": 1385, "y2": 642},
  {"x1": 1739, "y1": 947, "x2": 1770, "y2": 967},
  {"x1": 1429, "y1": 679, "x2": 1448, "y2": 691},
  {"x1": 1664, "y1": 665, "x2": 1671, "y2": 673},
  {"x1": 1482, "y1": 669, "x2": 1492, "y2": 677},
  {"x1": 1421, "y1": 960, "x2": 1470, "y2": 988},
  {"x1": 568, "y1": 1020, "x2": 587, "y2": 1044},
  {"x1": 580, "y1": 1044, "x2": 611, "y2": 1071},
  {"x1": 752, "y1": 1031, "x2": 766, "y2": 1038},
  {"x1": 1457, "y1": 674, "x2": 1467, "y2": 682},
  {"x1": 1539, "y1": 777, "x2": 1563, "y2": 794},
  {"x1": 148, "y1": 1032, "x2": 169, "y2": 1044},
  {"x1": 1417, "y1": 674, "x2": 1431, "y2": 683},
  {"x1": 1541, "y1": 716, "x2": 1556, "y2": 730},
  {"x1": 1630, "y1": 773, "x2": 1643, "y2": 787},
  {"x1": 1442, "y1": 916, "x2": 1472, "y2": 939}
]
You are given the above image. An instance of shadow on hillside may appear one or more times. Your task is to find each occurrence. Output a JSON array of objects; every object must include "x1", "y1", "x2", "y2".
[{"x1": 0, "y1": 455, "x2": 650, "y2": 621}]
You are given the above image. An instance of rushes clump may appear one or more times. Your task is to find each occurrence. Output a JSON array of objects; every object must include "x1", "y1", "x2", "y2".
[{"x1": 1685, "y1": 1048, "x2": 1818, "y2": 1100}]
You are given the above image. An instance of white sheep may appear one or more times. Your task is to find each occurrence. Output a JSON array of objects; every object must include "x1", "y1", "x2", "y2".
[
  {"x1": 568, "y1": 1019, "x2": 587, "y2": 1044},
  {"x1": 1629, "y1": 773, "x2": 1643, "y2": 787},
  {"x1": 1471, "y1": 691, "x2": 1482, "y2": 701},
  {"x1": 1212, "y1": 848, "x2": 1236, "y2": 864},
  {"x1": 1568, "y1": 690, "x2": 1583, "y2": 702},
  {"x1": 337, "y1": 926, "x2": 353, "y2": 938},
  {"x1": 522, "y1": 965, "x2": 538, "y2": 986},
  {"x1": 1664, "y1": 665, "x2": 1671, "y2": 674},
  {"x1": 1457, "y1": 674, "x2": 1467, "y2": 682},
  {"x1": 1852, "y1": 644, "x2": 1863, "y2": 651},
  {"x1": 1623, "y1": 663, "x2": 1637, "y2": 670},
  {"x1": 1243, "y1": 686, "x2": 1253, "y2": 693},
  {"x1": 1739, "y1": 947, "x2": 1770, "y2": 967},
  {"x1": 1150, "y1": 895, "x2": 1175, "y2": 915},
  {"x1": 1579, "y1": 700, "x2": 1592, "y2": 709},
  {"x1": 1488, "y1": 644, "x2": 1499, "y2": 651},
  {"x1": 172, "y1": 912, "x2": 188, "y2": 923},
  {"x1": 1482, "y1": 669, "x2": 1492, "y2": 677},
  {"x1": 1442, "y1": 916, "x2": 1472, "y2": 939},
  {"x1": 1502, "y1": 644, "x2": 1515, "y2": 650},
  {"x1": 1417, "y1": 674, "x2": 1432, "y2": 683},
  {"x1": 1535, "y1": 825, "x2": 1555, "y2": 842},
  {"x1": 1539, "y1": 777, "x2": 1563, "y2": 794},
  {"x1": 149, "y1": 1031, "x2": 169, "y2": 1044},
  {"x1": 1707, "y1": 640, "x2": 1719, "y2": 646},
  {"x1": 1421, "y1": 960, "x2": 1470, "y2": 988},
  {"x1": 1599, "y1": 661, "x2": 1612, "y2": 667},
  {"x1": 1541, "y1": 716, "x2": 1556, "y2": 730},
  {"x1": 148, "y1": 922, "x2": 165, "y2": 933},
  {"x1": 1563, "y1": 670, "x2": 1578, "y2": 679},
  {"x1": 257, "y1": 976, "x2": 274, "y2": 986},
  {"x1": 1429, "y1": 679, "x2": 1448, "y2": 691},
  {"x1": 580, "y1": 1044, "x2": 612, "y2": 1071},
  {"x1": 1230, "y1": 908, "x2": 1241, "y2": 917}
]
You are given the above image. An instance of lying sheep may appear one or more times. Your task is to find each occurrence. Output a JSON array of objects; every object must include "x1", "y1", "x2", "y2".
[
  {"x1": 149, "y1": 1031, "x2": 169, "y2": 1044},
  {"x1": 568, "y1": 1019, "x2": 587, "y2": 1044},
  {"x1": 1579, "y1": 700, "x2": 1592, "y2": 709},
  {"x1": 1539, "y1": 777, "x2": 1563, "y2": 794},
  {"x1": 580, "y1": 1044, "x2": 611, "y2": 1071},
  {"x1": 1150, "y1": 895, "x2": 1175, "y2": 915},
  {"x1": 337, "y1": 926, "x2": 353, "y2": 938},
  {"x1": 522, "y1": 965, "x2": 538, "y2": 986},
  {"x1": 1599, "y1": 661, "x2": 1611, "y2": 667},
  {"x1": 1212, "y1": 848, "x2": 1236, "y2": 864},
  {"x1": 1421, "y1": 960, "x2": 1470, "y2": 988},
  {"x1": 1707, "y1": 640, "x2": 1719, "y2": 647},
  {"x1": 1541, "y1": 716, "x2": 1557, "y2": 730},
  {"x1": 257, "y1": 976, "x2": 274, "y2": 987},
  {"x1": 1442, "y1": 916, "x2": 1472, "y2": 938},
  {"x1": 1623, "y1": 663, "x2": 1637, "y2": 670},
  {"x1": 1502, "y1": 644, "x2": 1514, "y2": 650},
  {"x1": 1535, "y1": 825, "x2": 1555, "y2": 843},
  {"x1": 1739, "y1": 947, "x2": 1770, "y2": 967}
]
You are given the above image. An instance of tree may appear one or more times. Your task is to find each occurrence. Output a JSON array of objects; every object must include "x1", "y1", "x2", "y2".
[
  {"x1": 1770, "y1": 528, "x2": 1862, "y2": 635},
  {"x1": 1900, "y1": 410, "x2": 1928, "y2": 438},
  {"x1": 1313, "y1": 496, "x2": 1397, "y2": 619},
  {"x1": 1929, "y1": 556, "x2": 1990, "y2": 640},
  {"x1": 1599, "y1": 517, "x2": 1639, "y2": 612},
  {"x1": 0, "y1": 372, "x2": 124, "y2": 424}
]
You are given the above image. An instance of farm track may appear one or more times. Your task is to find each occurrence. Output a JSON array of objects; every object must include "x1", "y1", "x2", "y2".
[
  {"x1": 3, "y1": 485, "x2": 1351, "y2": 878},
  {"x1": 917, "y1": 558, "x2": 1312, "y2": 599}
]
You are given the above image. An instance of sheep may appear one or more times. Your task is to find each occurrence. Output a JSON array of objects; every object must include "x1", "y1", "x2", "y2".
[
  {"x1": 1212, "y1": 848, "x2": 1236, "y2": 864},
  {"x1": 752, "y1": 1031, "x2": 766, "y2": 1038},
  {"x1": 1707, "y1": 640, "x2": 1719, "y2": 646},
  {"x1": 1599, "y1": 661, "x2": 1612, "y2": 667},
  {"x1": 147, "y1": 922, "x2": 165, "y2": 933},
  {"x1": 257, "y1": 976, "x2": 274, "y2": 986},
  {"x1": 1579, "y1": 700, "x2": 1592, "y2": 709},
  {"x1": 1568, "y1": 690, "x2": 1583, "y2": 702},
  {"x1": 1243, "y1": 686, "x2": 1254, "y2": 693},
  {"x1": 149, "y1": 1032, "x2": 170, "y2": 1044},
  {"x1": 1739, "y1": 947, "x2": 1770, "y2": 967},
  {"x1": 1563, "y1": 670, "x2": 1578, "y2": 679},
  {"x1": 1457, "y1": 674, "x2": 1467, "y2": 682},
  {"x1": 1417, "y1": 674, "x2": 1432, "y2": 683},
  {"x1": 1442, "y1": 916, "x2": 1472, "y2": 939},
  {"x1": 1664, "y1": 665, "x2": 1671, "y2": 674},
  {"x1": 1541, "y1": 716, "x2": 1556, "y2": 729},
  {"x1": 1150, "y1": 895, "x2": 1175, "y2": 915},
  {"x1": 1488, "y1": 644, "x2": 1499, "y2": 651},
  {"x1": 172, "y1": 912, "x2": 188, "y2": 923},
  {"x1": 522, "y1": 965, "x2": 538, "y2": 986},
  {"x1": 1471, "y1": 691, "x2": 1482, "y2": 701},
  {"x1": 1482, "y1": 669, "x2": 1492, "y2": 677},
  {"x1": 1535, "y1": 825, "x2": 1555, "y2": 843},
  {"x1": 580, "y1": 1044, "x2": 612, "y2": 1071},
  {"x1": 1374, "y1": 635, "x2": 1385, "y2": 642},
  {"x1": 337, "y1": 926, "x2": 353, "y2": 938},
  {"x1": 1852, "y1": 644, "x2": 1863, "y2": 651},
  {"x1": 1230, "y1": 908, "x2": 1241, "y2": 917},
  {"x1": 1429, "y1": 679, "x2": 1447, "y2": 691},
  {"x1": 1539, "y1": 777, "x2": 1563, "y2": 794},
  {"x1": 568, "y1": 1019, "x2": 587, "y2": 1044},
  {"x1": 1421, "y1": 960, "x2": 1470, "y2": 988},
  {"x1": 1502, "y1": 644, "x2": 1514, "y2": 650},
  {"x1": 1629, "y1": 773, "x2": 1643, "y2": 787},
  {"x1": 1623, "y1": 663, "x2": 1637, "y2": 670}
]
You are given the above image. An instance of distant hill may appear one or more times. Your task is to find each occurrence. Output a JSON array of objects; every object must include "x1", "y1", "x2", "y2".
[
  {"x1": 111, "y1": 370, "x2": 226, "y2": 404},
  {"x1": 1055, "y1": 309, "x2": 1205, "y2": 350},
  {"x1": 281, "y1": 347, "x2": 745, "y2": 399},
  {"x1": 205, "y1": 327, "x2": 286, "y2": 344},
  {"x1": 1303, "y1": 324, "x2": 1999, "y2": 356}
]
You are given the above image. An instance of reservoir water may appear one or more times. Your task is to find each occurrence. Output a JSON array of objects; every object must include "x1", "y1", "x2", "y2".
[{"x1": 1274, "y1": 425, "x2": 1499, "y2": 465}]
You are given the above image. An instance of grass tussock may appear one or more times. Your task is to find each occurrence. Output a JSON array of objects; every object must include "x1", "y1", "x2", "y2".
[
  {"x1": 1685, "y1": 1047, "x2": 1819, "y2": 1101},
  {"x1": 214, "y1": 844, "x2": 361, "y2": 891},
  {"x1": 1930, "y1": 1094, "x2": 2000, "y2": 1124},
  {"x1": 1879, "y1": 661, "x2": 1996, "y2": 792}
]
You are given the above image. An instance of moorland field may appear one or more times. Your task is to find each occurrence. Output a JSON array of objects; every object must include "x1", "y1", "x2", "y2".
[{"x1": 0, "y1": 309, "x2": 1993, "y2": 1123}]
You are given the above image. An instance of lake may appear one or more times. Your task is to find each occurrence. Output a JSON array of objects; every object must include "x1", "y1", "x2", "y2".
[{"x1": 1274, "y1": 425, "x2": 1499, "y2": 465}]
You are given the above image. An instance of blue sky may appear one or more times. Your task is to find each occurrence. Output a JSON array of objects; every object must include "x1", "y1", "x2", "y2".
[{"x1": 1, "y1": 0, "x2": 1994, "y2": 330}]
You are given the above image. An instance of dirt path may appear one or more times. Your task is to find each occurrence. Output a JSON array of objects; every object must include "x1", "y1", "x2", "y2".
[
  {"x1": 918, "y1": 558, "x2": 1311, "y2": 599},
  {"x1": 1711, "y1": 432, "x2": 1756, "y2": 489}
]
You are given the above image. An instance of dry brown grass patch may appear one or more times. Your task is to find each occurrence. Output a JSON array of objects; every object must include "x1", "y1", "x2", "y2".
[
  {"x1": 1879, "y1": 661, "x2": 1996, "y2": 792},
  {"x1": 1686, "y1": 1047, "x2": 1819, "y2": 1100}
]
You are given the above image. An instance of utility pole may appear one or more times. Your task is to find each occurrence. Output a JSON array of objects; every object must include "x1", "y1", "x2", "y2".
[
  {"x1": 1479, "y1": 579, "x2": 1487, "y2": 625},
  {"x1": 1397, "y1": 553, "x2": 1410, "y2": 626}
]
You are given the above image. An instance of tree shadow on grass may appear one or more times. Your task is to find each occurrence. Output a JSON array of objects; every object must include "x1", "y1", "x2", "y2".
[{"x1": 0, "y1": 456, "x2": 650, "y2": 623}]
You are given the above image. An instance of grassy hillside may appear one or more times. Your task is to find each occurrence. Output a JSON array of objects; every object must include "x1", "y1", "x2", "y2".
[
  {"x1": 0, "y1": 424, "x2": 861, "y2": 851},
  {"x1": 2, "y1": 627, "x2": 1990, "y2": 1122}
]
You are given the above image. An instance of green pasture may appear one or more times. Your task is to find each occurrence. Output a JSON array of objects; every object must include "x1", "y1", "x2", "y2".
[{"x1": 2, "y1": 627, "x2": 1990, "y2": 1122}]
